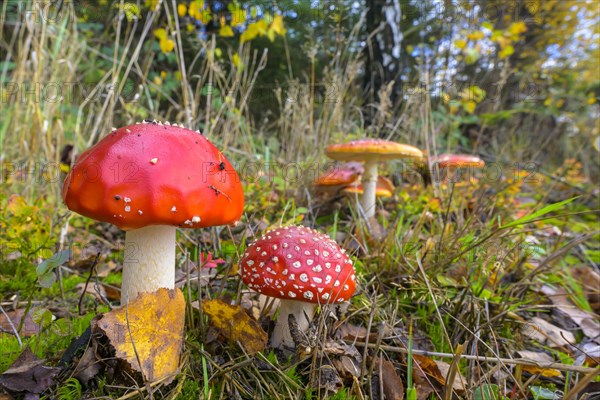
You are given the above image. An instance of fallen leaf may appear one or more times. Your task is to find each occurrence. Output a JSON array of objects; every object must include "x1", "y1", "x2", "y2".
[
  {"x1": 202, "y1": 299, "x2": 267, "y2": 354},
  {"x1": 332, "y1": 355, "x2": 360, "y2": 379},
  {"x1": 515, "y1": 350, "x2": 563, "y2": 377},
  {"x1": 413, "y1": 354, "x2": 446, "y2": 386},
  {"x1": 524, "y1": 317, "x2": 576, "y2": 348},
  {"x1": 73, "y1": 345, "x2": 101, "y2": 385},
  {"x1": 540, "y1": 285, "x2": 600, "y2": 339},
  {"x1": 411, "y1": 354, "x2": 444, "y2": 400},
  {"x1": 0, "y1": 347, "x2": 60, "y2": 394},
  {"x1": 434, "y1": 359, "x2": 466, "y2": 393},
  {"x1": 0, "y1": 309, "x2": 40, "y2": 337},
  {"x1": 310, "y1": 361, "x2": 343, "y2": 395},
  {"x1": 374, "y1": 357, "x2": 404, "y2": 400},
  {"x1": 335, "y1": 323, "x2": 378, "y2": 343},
  {"x1": 96, "y1": 288, "x2": 185, "y2": 382}
]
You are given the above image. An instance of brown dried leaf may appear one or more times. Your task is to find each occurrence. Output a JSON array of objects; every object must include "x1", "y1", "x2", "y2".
[
  {"x1": 335, "y1": 323, "x2": 380, "y2": 343},
  {"x1": 434, "y1": 360, "x2": 466, "y2": 393},
  {"x1": 73, "y1": 345, "x2": 101, "y2": 385},
  {"x1": 524, "y1": 317, "x2": 576, "y2": 347},
  {"x1": 0, "y1": 348, "x2": 60, "y2": 394},
  {"x1": 96, "y1": 288, "x2": 185, "y2": 382},
  {"x1": 540, "y1": 285, "x2": 600, "y2": 339},
  {"x1": 374, "y1": 357, "x2": 404, "y2": 400},
  {"x1": 333, "y1": 356, "x2": 361, "y2": 379},
  {"x1": 0, "y1": 309, "x2": 40, "y2": 337},
  {"x1": 202, "y1": 299, "x2": 267, "y2": 354},
  {"x1": 411, "y1": 354, "x2": 444, "y2": 400}
]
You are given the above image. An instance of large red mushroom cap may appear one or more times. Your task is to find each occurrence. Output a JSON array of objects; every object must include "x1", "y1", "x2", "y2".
[
  {"x1": 62, "y1": 121, "x2": 244, "y2": 230},
  {"x1": 240, "y1": 226, "x2": 356, "y2": 304}
]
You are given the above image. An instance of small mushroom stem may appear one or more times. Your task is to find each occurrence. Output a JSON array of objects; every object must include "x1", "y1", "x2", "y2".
[
  {"x1": 121, "y1": 225, "x2": 176, "y2": 304},
  {"x1": 361, "y1": 159, "x2": 378, "y2": 218},
  {"x1": 271, "y1": 299, "x2": 318, "y2": 349}
]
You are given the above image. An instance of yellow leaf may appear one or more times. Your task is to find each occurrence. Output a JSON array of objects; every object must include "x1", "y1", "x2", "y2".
[
  {"x1": 153, "y1": 76, "x2": 162, "y2": 85},
  {"x1": 507, "y1": 21, "x2": 527, "y2": 36},
  {"x1": 186, "y1": 23, "x2": 195, "y2": 32},
  {"x1": 214, "y1": 47, "x2": 222, "y2": 58},
  {"x1": 199, "y1": 8, "x2": 212, "y2": 25},
  {"x1": 462, "y1": 100, "x2": 476, "y2": 114},
  {"x1": 96, "y1": 289, "x2": 185, "y2": 382},
  {"x1": 177, "y1": 3, "x2": 187, "y2": 17},
  {"x1": 270, "y1": 14, "x2": 286, "y2": 36},
  {"x1": 481, "y1": 21, "x2": 493, "y2": 30},
  {"x1": 219, "y1": 25, "x2": 234, "y2": 37},
  {"x1": 240, "y1": 23, "x2": 258, "y2": 43},
  {"x1": 454, "y1": 39, "x2": 467, "y2": 49},
  {"x1": 160, "y1": 38, "x2": 175, "y2": 53},
  {"x1": 467, "y1": 30, "x2": 485, "y2": 40},
  {"x1": 228, "y1": 2, "x2": 246, "y2": 27},
  {"x1": 232, "y1": 52, "x2": 242, "y2": 69},
  {"x1": 202, "y1": 299, "x2": 267, "y2": 354},
  {"x1": 154, "y1": 28, "x2": 167, "y2": 40},
  {"x1": 499, "y1": 44, "x2": 514, "y2": 59},
  {"x1": 522, "y1": 365, "x2": 562, "y2": 378},
  {"x1": 189, "y1": 1, "x2": 200, "y2": 19}
]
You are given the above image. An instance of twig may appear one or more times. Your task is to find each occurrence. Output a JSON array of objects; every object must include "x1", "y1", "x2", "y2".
[
  {"x1": 0, "y1": 303, "x2": 22, "y2": 348},
  {"x1": 348, "y1": 341, "x2": 598, "y2": 374},
  {"x1": 78, "y1": 252, "x2": 101, "y2": 316}
]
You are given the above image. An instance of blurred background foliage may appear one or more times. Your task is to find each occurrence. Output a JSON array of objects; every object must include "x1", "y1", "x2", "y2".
[{"x1": 0, "y1": 0, "x2": 598, "y2": 195}]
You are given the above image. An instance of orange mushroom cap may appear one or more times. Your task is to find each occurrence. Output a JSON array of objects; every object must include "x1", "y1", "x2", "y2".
[
  {"x1": 314, "y1": 162, "x2": 364, "y2": 186},
  {"x1": 62, "y1": 122, "x2": 244, "y2": 230},
  {"x1": 431, "y1": 154, "x2": 485, "y2": 169},
  {"x1": 341, "y1": 176, "x2": 395, "y2": 198},
  {"x1": 326, "y1": 139, "x2": 423, "y2": 161}
]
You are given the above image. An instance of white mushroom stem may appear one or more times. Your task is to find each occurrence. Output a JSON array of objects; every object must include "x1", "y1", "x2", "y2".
[
  {"x1": 360, "y1": 159, "x2": 379, "y2": 218},
  {"x1": 121, "y1": 225, "x2": 176, "y2": 304},
  {"x1": 271, "y1": 299, "x2": 318, "y2": 349}
]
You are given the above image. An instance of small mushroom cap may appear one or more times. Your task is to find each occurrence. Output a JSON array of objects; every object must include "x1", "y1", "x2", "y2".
[
  {"x1": 240, "y1": 226, "x2": 356, "y2": 304},
  {"x1": 326, "y1": 139, "x2": 423, "y2": 162},
  {"x1": 314, "y1": 162, "x2": 364, "y2": 186},
  {"x1": 342, "y1": 176, "x2": 395, "y2": 198},
  {"x1": 432, "y1": 154, "x2": 485, "y2": 169},
  {"x1": 62, "y1": 122, "x2": 244, "y2": 230}
]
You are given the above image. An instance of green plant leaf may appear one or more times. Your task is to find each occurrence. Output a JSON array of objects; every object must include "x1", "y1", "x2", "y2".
[
  {"x1": 473, "y1": 384, "x2": 500, "y2": 400},
  {"x1": 36, "y1": 250, "x2": 71, "y2": 288},
  {"x1": 500, "y1": 196, "x2": 579, "y2": 229},
  {"x1": 530, "y1": 386, "x2": 562, "y2": 400}
]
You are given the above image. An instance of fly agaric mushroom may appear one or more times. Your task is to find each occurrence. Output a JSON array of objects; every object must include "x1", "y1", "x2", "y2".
[
  {"x1": 63, "y1": 121, "x2": 244, "y2": 303},
  {"x1": 431, "y1": 153, "x2": 485, "y2": 186},
  {"x1": 326, "y1": 139, "x2": 422, "y2": 218},
  {"x1": 314, "y1": 162, "x2": 364, "y2": 187},
  {"x1": 240, "y1": 226, "x2": 356, "y2": 349},
  {"x1": 341, "y1": 176, "x2": 395, "y2": 198}
]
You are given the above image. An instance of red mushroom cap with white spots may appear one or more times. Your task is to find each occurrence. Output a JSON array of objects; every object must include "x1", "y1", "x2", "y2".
[
  {"x1": 62, "y1": 121, "x2": 244, "y2": 230},
  {"x1": 240, "y1": 226, "x2": 356, "y2": 304}
]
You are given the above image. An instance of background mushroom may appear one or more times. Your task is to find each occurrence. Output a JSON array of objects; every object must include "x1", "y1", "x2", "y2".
[
  {"x1": 240, "y1": 225, "x2": 356, "y2": 349},
  {"x1": 341, "y1": 175, "x2": 395, "y2": 198},
  {"x1": 63, "y1": 120, "x2": 244, "y2": 304},
  {"x1": 313, "y1": 161, "x2": 364, "y2": 199},
  {"x1": 325, "y1": 139, "x2": 422, "y2": 218},
  {"x1": 431, "y1": 153, "x2": 485, "y2": 186}
]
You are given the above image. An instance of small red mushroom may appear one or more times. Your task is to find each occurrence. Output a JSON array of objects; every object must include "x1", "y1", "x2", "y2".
[
  {"x1": 240, "y1": 225, "x2": 356, "y2": 349},
  {"x1": 430, "y1": 153, "x2": 485, "y2": 185},
  {"x1": 326, "y1": 139, "x2": 422, "y2": 218}
]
